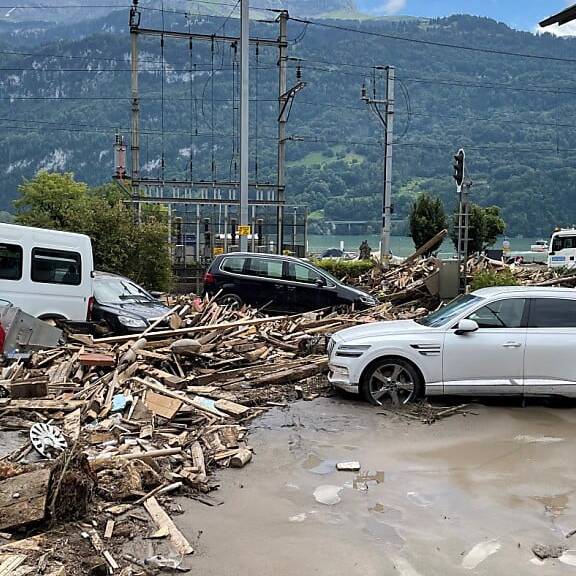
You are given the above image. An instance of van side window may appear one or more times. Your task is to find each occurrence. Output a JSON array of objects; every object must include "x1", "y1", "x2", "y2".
[
  {"x1": 246, "y1": 258, "x2": 283, "y2": 279},
  {"x1": 0, "y1": 243, "x2": 23, "y2": 280},
  {"x1": 221, "y1": 257, "x2": 246, "y2": 274},
  {"x1": 286, "y1": 262, "x2": 322, "y2": 284},
  {"x1": 31, "y1": 248, "x2": 81, "y2": 286},
  {"x1": 552, "y1": 236, "x2": 576, "y2": 251}
]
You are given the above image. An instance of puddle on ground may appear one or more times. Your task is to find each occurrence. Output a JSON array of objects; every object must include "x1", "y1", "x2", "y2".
[
  {"x1": 313, "y1": 485, "x2": 343, "y2": 505},
  {"x1": 368, "y1": 503, "x2": 403, "y2": 522},
  {"x1": 406, "y1": 491, "x2": 433, "y2": 507},
  {"x1": 534, "y1": 493, "x2": 570, "y2": 517},
  {"x1": 302, "y1": 454, "x2": 339, "y2": 475},
  {"x1": 364, "y1": 517, "x2": 404, "y2": 546},
  {"x1": 461, "y1": 540, "x2": 501, "y2": 570},
  {"x1": 391, "y1": 555, "x2": 425, "y2": 576},
  {"x1": 353, "y1": 471, "x2": 384, "y2": 491}
]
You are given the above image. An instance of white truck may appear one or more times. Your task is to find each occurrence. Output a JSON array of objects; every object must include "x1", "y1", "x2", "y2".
[
  {"x1": 0, "y1": 223, "x2": 94, "y2": 321},
  {"x1": 548, "y1": 228, "x2": 576, "y2": 269}
]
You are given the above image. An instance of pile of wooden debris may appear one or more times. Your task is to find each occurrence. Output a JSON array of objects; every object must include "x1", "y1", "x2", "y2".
[{"x1": 0, "y1": 294, "x2": 430, "y2": 574}]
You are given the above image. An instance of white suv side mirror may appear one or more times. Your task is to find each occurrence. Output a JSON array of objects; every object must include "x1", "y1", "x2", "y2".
[{"x1": 455, "y1": 319, "x2": 479, "y2": 335}]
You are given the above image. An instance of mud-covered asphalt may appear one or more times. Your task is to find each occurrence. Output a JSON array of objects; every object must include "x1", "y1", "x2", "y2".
[{"x1": 178, "y1": 395, "x2": 576, "y2": 575}]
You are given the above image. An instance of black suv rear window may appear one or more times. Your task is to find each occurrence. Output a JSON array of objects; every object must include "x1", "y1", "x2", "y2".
[
  {"x1": 221, "y1": 257, "x2": 246, "y2": 274},
  {"x1": 246, "y1": 258, "x2": 283, "y2": 279}
]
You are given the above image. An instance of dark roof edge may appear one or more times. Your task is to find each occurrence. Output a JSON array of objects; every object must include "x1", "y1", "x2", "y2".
[{"x1": 540, "y1": 3, "x2": 576, "y2": 27}]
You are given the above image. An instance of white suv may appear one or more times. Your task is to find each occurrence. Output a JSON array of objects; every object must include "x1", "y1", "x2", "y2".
[{"x1": 328, "y1": 286, "x2": 576, "y2": 404}]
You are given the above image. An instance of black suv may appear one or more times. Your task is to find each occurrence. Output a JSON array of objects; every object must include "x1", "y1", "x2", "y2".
[{"x1": 203, "y1": 253, "x2": 378, "y2": 313}]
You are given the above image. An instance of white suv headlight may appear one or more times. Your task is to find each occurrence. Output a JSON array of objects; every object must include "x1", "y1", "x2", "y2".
[{"x1": 335, "y1": 344, "x2": 371, "y2": 358}]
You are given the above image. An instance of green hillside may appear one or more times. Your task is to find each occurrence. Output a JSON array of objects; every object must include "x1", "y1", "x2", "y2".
[{"x1": 1, "y1": 10, "x2": 576, "y2": 236}]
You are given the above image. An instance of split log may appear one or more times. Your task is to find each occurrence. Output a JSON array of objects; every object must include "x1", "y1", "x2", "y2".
[
  {"x1": 143, "y1": 496, "x2": 193, "y2": 555},
  {"x1": 230, "y1": 448, "x2": 252, "y2": 468}
]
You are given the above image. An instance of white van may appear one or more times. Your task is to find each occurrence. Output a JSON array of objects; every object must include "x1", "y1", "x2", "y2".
[
  {"x1": 548, "y1": 228, "x2": 576, "y2": 269},
  {"x1": 0, "y1": 223, "x2": 94, "y2": 320}
]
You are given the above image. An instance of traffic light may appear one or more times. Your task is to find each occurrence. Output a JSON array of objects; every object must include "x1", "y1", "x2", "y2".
[{"x1": 453, "y1": 149, "x2": 465, "y2": 187}]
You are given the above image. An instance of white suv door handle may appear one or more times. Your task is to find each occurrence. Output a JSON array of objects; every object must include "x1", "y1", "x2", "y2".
[{"x1": 503, "y1": 342, "x2": 522, "y2": 348}]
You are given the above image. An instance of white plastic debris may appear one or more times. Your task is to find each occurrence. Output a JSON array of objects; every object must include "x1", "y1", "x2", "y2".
[
  {"x1": 313, "y1": 485, "x2": 343, "y2": 506},
  {"x1": 336, "y1": 461, "x2": 361, "y2": 471}
]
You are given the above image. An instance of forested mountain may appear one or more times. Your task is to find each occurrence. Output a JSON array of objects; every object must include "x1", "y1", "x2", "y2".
[{"x1": 1, "y1": 8, "x2": 576, "y2": 236}]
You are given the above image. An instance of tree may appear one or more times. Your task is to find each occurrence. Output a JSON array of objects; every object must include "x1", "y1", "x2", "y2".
[
  {"x1": 409, "y1": 193, "x2": 447, "y2": 254},
  {"x1": 15, "y1": 172, "x2": 172, "y2": 290},
  {"x1": 450, "y1": 203, "x2": 506, "y2": 254}
]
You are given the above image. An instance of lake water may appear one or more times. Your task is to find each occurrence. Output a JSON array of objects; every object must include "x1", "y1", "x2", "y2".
[{"x1": 308, "y1": 235, "x2": 548, "y2": 261}]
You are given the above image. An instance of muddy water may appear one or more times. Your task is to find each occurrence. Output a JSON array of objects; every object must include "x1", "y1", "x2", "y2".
[{"x1": 179, "y1": 397, "x2": 576, "y2": 575}]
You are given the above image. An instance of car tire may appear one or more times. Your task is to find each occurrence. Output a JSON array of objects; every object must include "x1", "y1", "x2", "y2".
[
  {"x1": 361, "y1": 357, "x2": 423, "y2": 406},
  {"x1": 218, "y1": 293, "x2": 243, "y2": 309}
]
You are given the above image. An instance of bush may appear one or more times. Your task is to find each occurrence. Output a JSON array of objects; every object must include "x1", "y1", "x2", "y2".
[
  {"x1": 15, "y1": 172, "x2": 172, "y2": 291},
  {"x1": 314, "y1": 259, "x2": 374, "y2": 279},
  {"x1": 470, "y1": 269, "x2": 518, "y2": 291}
]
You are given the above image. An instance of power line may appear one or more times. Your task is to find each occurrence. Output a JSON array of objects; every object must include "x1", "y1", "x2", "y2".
[{"x1": 288, "y1": 16, "x2": 576, "y2": 65}]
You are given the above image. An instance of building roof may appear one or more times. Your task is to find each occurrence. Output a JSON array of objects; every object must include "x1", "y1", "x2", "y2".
[{"x1": 540, "y1": 3, "x2": 576, "y2": 28}]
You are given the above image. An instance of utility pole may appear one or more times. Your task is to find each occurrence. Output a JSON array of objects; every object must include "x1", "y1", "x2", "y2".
[
  {"x1": 239, "y1": 0, "x2": 249, "y2": 252},
  {"x1": 453, "y1": 149, "x2": 469, "y2": 293},
  {"x1": 276, "y1": 10, "x2": 288, "y2": 254},
  {"x1": 130, "y1": 0, "x2": 140, "y2": 193},
  {"x1": 362, "y1": 65, "x2": 395, "y2": 267}
]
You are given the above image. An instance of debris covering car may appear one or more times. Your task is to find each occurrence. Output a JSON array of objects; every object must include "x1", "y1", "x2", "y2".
[
  {"x1": 91, "y1": 271, "x2": 171, "y2": 334},
  {"x1": 203, "y1": 252, "x2": 378, "y2": 313},
  {"x1": 328, "y1": 286, "x2": 576, "y2": 404}
]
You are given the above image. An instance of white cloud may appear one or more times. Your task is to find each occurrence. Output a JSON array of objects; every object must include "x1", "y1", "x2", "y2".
[
  {"x1": 536, "y1": 21, "x2": 576, "y2": 37},
  {"x1": 373, "y1": 0, "x2": 407, "y2": 16}
]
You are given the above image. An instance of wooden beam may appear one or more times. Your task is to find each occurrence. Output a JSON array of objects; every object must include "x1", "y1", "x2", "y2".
[
  {"x1": 144, "y1": 496, "x2": 193, "y2": 555},
  {"x1": 93, "y1": 315, "x2": 289, "y2": 344}
]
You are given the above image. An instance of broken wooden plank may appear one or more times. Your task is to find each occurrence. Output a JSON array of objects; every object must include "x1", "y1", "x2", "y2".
[
  {"x1": 0, "y1": 468, "x2": 51, "y2": 530},
  {"x1": 104, "y1": 520, "x2": 115, "y2": 539},
  {"x1": 143, "y1": 390, "x2": 182, "y2": 420},
  {"x1": 63, "y1": 408, "x2": 81, "y2": 442},
  {"x1": 0, "y1": 554, "x2": 26, "y2": 575},
  {"x1": 78, "y1": 353, "x2": 115, "y2": 368},
  {"x1": 7, "y1": 380, "x2": 48, "y2": 399},
  {"x1": 94, "y1": 315, "x2": 290, "y2": 344},
  {"x1": 143, "y1": 496, "x2": 193, "y2": 555},
  {"x1": 214, "y1": 399, "x2": 250, "y2": 417},
  {"x1": 2, "y1": 399, "x2": 85, "y2": 412}
]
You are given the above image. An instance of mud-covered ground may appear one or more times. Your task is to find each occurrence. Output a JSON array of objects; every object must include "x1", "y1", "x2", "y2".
[{"x1": 174, "y1": 394, "x2": 576, "y2": 575}]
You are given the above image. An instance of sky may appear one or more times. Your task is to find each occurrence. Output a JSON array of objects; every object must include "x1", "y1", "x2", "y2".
[{"x1": 356, "y1": 0, "x2": 576, "y2": 36}]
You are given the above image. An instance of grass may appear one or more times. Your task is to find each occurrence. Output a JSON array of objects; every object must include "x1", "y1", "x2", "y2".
[{"x1": 288, "y1": 146, "x2": 365, "y2": 169}]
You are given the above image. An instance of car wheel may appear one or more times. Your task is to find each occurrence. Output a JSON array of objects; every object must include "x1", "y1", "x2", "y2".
[
  {"x1": 361, "y1": 358, "x2": 422, "y2": 406},
  {"x1": 218, "y1": 293, "x2": 243, "y2": 309}
]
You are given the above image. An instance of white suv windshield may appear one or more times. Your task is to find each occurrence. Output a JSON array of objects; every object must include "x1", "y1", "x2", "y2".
[{"x1": 416, "y1": 294, "x2": 482, "y2": 327}]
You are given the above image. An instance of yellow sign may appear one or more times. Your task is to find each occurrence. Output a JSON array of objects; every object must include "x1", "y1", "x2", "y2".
[
  {"x1": 238, "y1": 225, "x2": 251, "y2": 236},
  {"x1": 213, "y1": 247, "x2": 224, "y2": 256}
]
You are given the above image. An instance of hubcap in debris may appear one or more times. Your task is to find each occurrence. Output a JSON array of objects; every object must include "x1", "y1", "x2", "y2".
[
  {"x1": 368, "y1": 363, "x2": 415, "y2": 406},
  {"x1": 30, "y1": 422, "x2": 68, "y2": 458}
]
